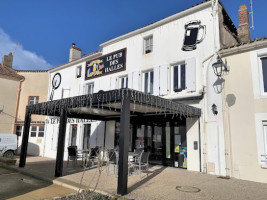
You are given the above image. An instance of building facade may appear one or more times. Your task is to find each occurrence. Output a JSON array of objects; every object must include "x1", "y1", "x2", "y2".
[
  {"x1": 15, "y1": 70, "x2": 49, "y2": 156},
  {"x1": 0, "y1": 53, "x2": 24, "y2": 134},
  {"x1": 43, "y1": 0, "x2": 239, "y2": 177},
  {"x1": 220, "y1": 38, "x2": 267, "y2": 183}
]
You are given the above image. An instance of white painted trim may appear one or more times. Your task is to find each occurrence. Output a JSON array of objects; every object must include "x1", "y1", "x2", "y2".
[
  {"x1": 255, "y1": 113, "x2": 267, "y2": 164},
  {"x1": 100, "y1": 1, "x2": 212, "y2": 47}
]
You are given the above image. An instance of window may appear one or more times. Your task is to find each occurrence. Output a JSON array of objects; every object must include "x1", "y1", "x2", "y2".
[
  {"x1": 144, "y1": 36, "x2": 153, "y2": 54},
  {"x1": 86, "y1": 83, "x2": 94, "y2": 94},
  {"x1": 16, "y1": 126, "x2": 23, "y2": 136},
  {"x1": 263, "y1": 122, "x2": 267, "y2": 156},
  {"x1": 120, "y1": 76, "x2": 128, "y2": 88},
  {"x1": 143, "y1": 71, "x2": 154, "y2": 94},
  {"x1": 31, "y1": 126, "x2": 37, "y2": 137},
  {"x1": 173, "y1": 63, "x2": 186, "y2": 92},
  {"x1": 76, "y1": 66, "x2": 82, "y2": 78},
  {"x1": 28, "y1": 96, "x2": 39, "y2": 105},
  {"x1": 261, "y1": 57, "x2": 267, "y2": 93},
  {"x1": 38, "y1": 126, "x2": 44, "y2": 137}
]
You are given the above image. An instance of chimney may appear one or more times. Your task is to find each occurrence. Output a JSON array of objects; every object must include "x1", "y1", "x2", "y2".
[
  {"x1": 69, "y1": 43, "x2": 82, "y2": 62},
  {"x1": 237, "y1": 5, "x2": 251, "y2": 43},
  {"x1": 1, "y1": 52, "x2": 13, "y2": 68}
]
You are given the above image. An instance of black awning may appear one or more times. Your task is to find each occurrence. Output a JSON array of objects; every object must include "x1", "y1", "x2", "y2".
[{"x1": 26, "y1": 89, "x2": 201, "y2": 120}]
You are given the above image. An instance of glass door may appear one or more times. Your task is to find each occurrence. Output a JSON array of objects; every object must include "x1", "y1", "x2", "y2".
[{"x1": 83, "y1": 124, "x2": 91, "y2": 150}]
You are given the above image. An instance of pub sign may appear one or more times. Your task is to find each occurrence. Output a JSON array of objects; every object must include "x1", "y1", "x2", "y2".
[{"x1": 85, "y1": 48, "x2": 126, "y2": 80}]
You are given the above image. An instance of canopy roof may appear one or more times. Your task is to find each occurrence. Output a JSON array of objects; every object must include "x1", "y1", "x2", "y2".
[{"x1": 27, "y1": 89, "x2": 201, "y2": 120}]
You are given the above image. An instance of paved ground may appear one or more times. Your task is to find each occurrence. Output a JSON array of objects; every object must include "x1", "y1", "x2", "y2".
[
  {"x1": 0, "y1": 166, "x2": 75, "y2": 200},
  {"x1": 8, "y1": 156, "x2": 267, "y2": 200}
]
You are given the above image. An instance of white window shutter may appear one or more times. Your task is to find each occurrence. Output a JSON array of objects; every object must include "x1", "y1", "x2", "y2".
[
  {"x1": 186, "y1": 57, "x2": 196, "y2": 92},
  {"x1": 96, "y1": 121, "x2": 105, "y2": 147},
  {"x1": 90, "y1": 122, "x2": 98, "y2": 148},
  {"x1": 153, "y1": 66, "x2": 160, "y2": 96},
  {"x1": 128, "y1": 72, "x2": 133, "y2": 89},
  {"x1": 110, "y1": 76, "x2": 117, "y2": 90},
  {"x1": 79, "y1": 84, "x2": 84, "y2": 95},
  {"x1": 132, "y1": 71, "x2": 139, "y2": 91},
  {"x1": 93, "y1": 79, "x2": 100, "y2": 93},
  {"x1": 105, "y1": 121, "x2": 115, "y2": 149},
  {"x1": 159, "y1": 65, "x2": 168, "y2": 95}
]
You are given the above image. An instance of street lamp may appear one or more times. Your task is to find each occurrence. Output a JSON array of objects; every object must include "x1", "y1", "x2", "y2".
[{"x1": 212, "y1": 56, "x2": 229, "y2": 77}]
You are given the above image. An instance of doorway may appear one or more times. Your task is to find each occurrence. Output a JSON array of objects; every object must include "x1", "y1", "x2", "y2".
[{"x1": 83, "y1": 124, "x2": 91, "y2": 150}]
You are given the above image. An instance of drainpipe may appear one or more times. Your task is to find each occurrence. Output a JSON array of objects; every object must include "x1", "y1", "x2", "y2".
[{"x1": 13, "y1": 77, "x2": 25, "y2": 135}]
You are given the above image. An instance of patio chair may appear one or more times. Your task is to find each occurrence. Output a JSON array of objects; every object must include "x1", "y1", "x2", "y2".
[
  {"x1": 84, "y1": 147, "x2": 99, "y2": 168},
  {"x1": 132, "y1": 151, "x2": 150, "y2": 178},
  {"x1": 133, "y1": 148, "x2": 144, "y2": 162},
  {"x1": 67, "y1": 146, "x2": 84, "y2": 167},
  {"x1": 106, "y1": 150, "x2": 118, "y2": 175}
]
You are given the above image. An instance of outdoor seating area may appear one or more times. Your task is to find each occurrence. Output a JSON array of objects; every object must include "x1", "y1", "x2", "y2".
[{"x1": 67, "y1": 146, "x2": 151, "y2": 178}]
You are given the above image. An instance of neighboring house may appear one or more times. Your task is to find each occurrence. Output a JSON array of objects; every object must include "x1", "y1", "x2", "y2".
[
  {"x1": 220, "y1": 37, "x2": 267, "y2": 183},
  {"x1": 15, "y1": 70, "x2": 49, "y2": 156},
  {"x1": 0, "y1": 53, "x2": 24, "y2": 134},
  {"x1": 44, "y1": 0, "x2": 239, "y2": 177}
]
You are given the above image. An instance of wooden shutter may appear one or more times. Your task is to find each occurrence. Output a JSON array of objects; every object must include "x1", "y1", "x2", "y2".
[
  {"x1": 110, "y1": 76, "x2": 117, "y2": 90},
  {"x1": 105, "y1": 121, "x2": 115, "y2": 149},
  {"x1": 90, "y1": 122, "x2": 98, "y2": 148},
  {"x1": 132, "y1": 71, "x2": 139, "y2": 91},
  {"x1": 186, "y1": 57, "x2": 196, "y2": 92},
  {"x1": 96, "y1": 121, "x2": 105, "y2": 147},
  {"x1": 159, "y1": 65, "x2": 168, "y2": 95},
  {"x1": 153, "y1": 66, "x2": 160, "y2": 96},
  {"x1": 128, "y1": 72, "x2": 133, "y2": 89},
  {"x1": 93, "y1": 79, "x2": 100, "y2": 93}
]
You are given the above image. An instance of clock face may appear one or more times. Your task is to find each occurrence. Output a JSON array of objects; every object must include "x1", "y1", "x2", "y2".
[{"x1": 52, "y1": 73, "x2": 61, "y2": 89}]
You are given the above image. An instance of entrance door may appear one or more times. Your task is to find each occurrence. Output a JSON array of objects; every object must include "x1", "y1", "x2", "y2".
[
  {"x1": 149, "y1": 126, "x2": 163, "y2": 165},
  {"x1": 83, "y1": 124, "x2": 91, "y2": 150},
  {"x1": 164, "y1": 122, "x2": 187, "y2": 168}
]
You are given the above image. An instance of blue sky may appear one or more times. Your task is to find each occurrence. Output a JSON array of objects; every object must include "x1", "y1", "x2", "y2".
[{"x1": 0, "y1": 0, "x2": 266, "y2": 70}]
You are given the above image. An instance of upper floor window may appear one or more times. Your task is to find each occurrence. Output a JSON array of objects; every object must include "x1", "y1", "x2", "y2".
[
  {"x1": 120, "y1": 76, "x2": 128, "y2": 89},
  {"x1": 143, "y1": 71, "x2": 154, "y2": 94},
  {"x1": 172, "y1": 63, "x2": 186, "y2": 92},
  {"x1": 28, "y1": 96, "x2": 39, "y2": 105},
  {"x1": 261, "y1": 57, "x2": 267, "y2": 93},
  {"x1": 76, "y1": 66, "x2": 82, "y2": 78},
  {"x1": 86, "y1": 83, "x2": 94, "y2": 94},
  {"x1": 144, "y1": 36, "x2": 153, "y2": 54}
]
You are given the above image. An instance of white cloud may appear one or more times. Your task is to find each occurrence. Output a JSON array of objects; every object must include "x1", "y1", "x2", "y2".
[{"x1": 0, "y1": 28, "x2": 52, "y2": 70}]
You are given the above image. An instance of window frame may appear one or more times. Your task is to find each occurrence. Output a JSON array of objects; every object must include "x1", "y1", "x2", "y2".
[
  {"x1": 119, "y1": 76, "x2": 128, "y2": 89},
  {"x1": 144, "y1": 35, "x2": 153, "y2": 54},
  {"x1": 30, "y1": 126, "x2": 37, "y2": 137},
  {"x1": 142, "y1": 70, "x2": 154, "y2": 94},
  {"x1": 258, "y1": 56, "x2": 267, "y2": 96},
  {"x1": 171, "y1": 62, "x2": 186, "y2": 93},
  {"x1": 76, "y1": 66, "x2": 82, "y2": 78},
  {"x1": 28, "y1": 96, "x2": 39, "y2": 105},
  {"x1": 86, "y1": 82, "x2": 94, "y2": 95},
  {"x1": 16, "y1": 125, "x2": 23, "y2": 136}
]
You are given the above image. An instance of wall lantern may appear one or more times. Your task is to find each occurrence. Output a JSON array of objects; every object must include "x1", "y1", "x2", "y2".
[
  {"x1": 211, "y1": 104, "x2": 218, "y2": 115},
  {"x1": 212, "y1": 56, "x2": 229, "y2": 77}
]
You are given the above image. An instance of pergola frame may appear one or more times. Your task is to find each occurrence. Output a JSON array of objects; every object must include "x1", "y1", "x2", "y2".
[{"x1": 19, "y1": 89, "x2": 201, "y2": 195}]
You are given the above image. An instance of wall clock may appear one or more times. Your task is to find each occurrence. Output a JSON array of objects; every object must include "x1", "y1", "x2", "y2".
[
  {"x1": 50, "y1": 73, "x2": 61, "y2": 101},
  {"x1": 52, "y1": 73, "x2": 61, "y2": 89}
]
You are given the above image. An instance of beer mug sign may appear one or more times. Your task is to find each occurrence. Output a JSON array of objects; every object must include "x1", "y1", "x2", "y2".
[{"x1": 182, "y1": 20, "x2": 206, "y2": 51}]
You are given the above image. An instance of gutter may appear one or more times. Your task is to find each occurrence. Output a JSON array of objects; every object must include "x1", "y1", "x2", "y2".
[
  {"x1": 219, "y1": 39, "x2": 267, "y2": 58},
  {"x1": 13, "y1": 76, "x2": 25, "y2": 134},
  {"x1": 168, "y1": 92, "x2": 204, "y2": 102}
]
